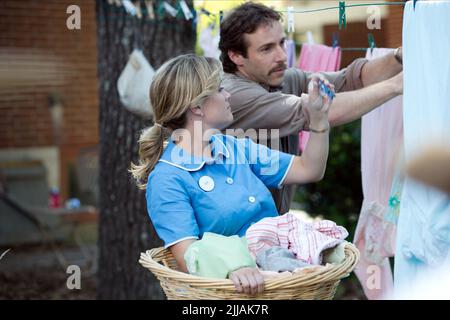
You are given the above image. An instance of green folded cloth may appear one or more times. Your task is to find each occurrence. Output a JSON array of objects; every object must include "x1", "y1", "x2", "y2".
[{"x1": 184, "y1": 232, "x2": 256, "y2": 279}]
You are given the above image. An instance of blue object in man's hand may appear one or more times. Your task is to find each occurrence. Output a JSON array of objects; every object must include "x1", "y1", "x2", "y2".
[{"x1": 319, "y1": 80, "x2": 335, "y2": 101}]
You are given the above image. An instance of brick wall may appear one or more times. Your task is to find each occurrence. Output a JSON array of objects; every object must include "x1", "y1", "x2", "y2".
[
  {"x1": 0, "y1": 0, "x2": 99, "y2": 199},
  {"x1": 323, "y1": 20, "x2": 388, "y2": 68},
  {"x1": 322, "y1": 0, "x2": 404, "y2": 68},
  {"x1": 386, "y1": 0, "x2": 404, "y2": 48}
]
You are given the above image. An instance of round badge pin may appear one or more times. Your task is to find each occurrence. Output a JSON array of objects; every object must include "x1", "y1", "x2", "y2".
[{"x1": 198, "y1": 175, "x2": 215, "y2": 192}]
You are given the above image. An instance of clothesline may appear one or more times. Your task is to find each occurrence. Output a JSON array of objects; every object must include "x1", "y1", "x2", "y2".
[
  {"x1": 277, "y1": 2, "x2": 407, "y2": 14},
  {"x1": 112, "y1": 0, "x2": 409, "y2": 21},
  {"x1": 200, "y1": 1, "x2": 409, "y2": 31},
  {"x1": 288, "y1": 41, "x2": 379, "y2": 53},
  {"x1": 201, "y1": 1, "x2": 407, "y2": 17}
]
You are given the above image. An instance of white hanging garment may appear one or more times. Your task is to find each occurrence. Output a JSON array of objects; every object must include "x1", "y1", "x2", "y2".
[
  {"x1": 117, "y1": 49, "x2": 154, "y2": 119},
  {"x1": 395, "y1": 0, "x2": 450, "y2": 294},
  {"x1": 199, "y1": 25, "x2": 221, "y2": 60}
]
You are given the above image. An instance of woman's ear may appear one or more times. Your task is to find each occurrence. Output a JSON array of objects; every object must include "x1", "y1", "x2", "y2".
[{"x1": 189, "y1": 105, "x2": 203, "y2": 117}]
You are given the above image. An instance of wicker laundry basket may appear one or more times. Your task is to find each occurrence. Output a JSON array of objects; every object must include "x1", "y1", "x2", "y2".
[{"x1": 139, "y1": 243, "x2": 360, "y2": 300}]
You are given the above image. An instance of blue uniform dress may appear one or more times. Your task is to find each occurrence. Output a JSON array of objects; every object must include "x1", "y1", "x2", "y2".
[{"x1": 146, "y1": 134, "x2": 295, "y2": 248}]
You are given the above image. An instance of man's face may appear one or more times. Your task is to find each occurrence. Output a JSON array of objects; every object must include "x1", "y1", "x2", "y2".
[{"x1": 237, "y1": 21, "x2": 287, "y2": 87}]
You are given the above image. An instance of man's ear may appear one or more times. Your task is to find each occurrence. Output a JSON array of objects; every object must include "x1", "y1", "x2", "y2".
[{"x1": 228, "y1": 50, "x2": 245, "y2": 68}]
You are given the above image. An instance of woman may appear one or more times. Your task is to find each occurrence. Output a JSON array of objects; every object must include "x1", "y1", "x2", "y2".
[{"x1": 131, "y1": 54, "x2": 334, "y2": 295}]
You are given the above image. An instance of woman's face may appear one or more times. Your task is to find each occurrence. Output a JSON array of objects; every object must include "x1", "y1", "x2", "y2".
[{"x1": 201, "y1": 87, "x2": 233, "y2": 130}]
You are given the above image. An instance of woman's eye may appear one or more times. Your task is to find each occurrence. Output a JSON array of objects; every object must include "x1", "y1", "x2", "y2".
[{"x1": 218, "y1": 87, "x2": 224, "y2": 92}]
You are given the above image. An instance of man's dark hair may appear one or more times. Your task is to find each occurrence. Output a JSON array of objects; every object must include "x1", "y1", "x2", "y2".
[{"x1": 219, "y1": 2, "x2": 282, "y2": 73}]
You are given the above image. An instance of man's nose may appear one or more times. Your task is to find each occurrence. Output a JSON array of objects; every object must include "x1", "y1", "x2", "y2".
[{"x1": 275, "y1": 44, "x2": 287, "y2": 63}]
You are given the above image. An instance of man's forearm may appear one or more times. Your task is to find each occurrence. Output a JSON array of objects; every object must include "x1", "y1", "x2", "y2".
[
  {"x1": 328, "y1": 76, "x2": 401, "y2": 127},
  {"x1": 361, "y1": 50, "x2": 402, "y2": 87}
]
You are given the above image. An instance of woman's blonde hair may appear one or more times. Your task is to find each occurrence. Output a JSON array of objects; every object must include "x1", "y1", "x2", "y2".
[{"x1": 130, "y1": 54, "x2": 223, "y2": 189}]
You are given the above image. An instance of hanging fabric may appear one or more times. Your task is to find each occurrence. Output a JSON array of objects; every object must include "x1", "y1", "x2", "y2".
[
  {"x1": 286, "y1": 39, "x2": 296, "y2": 68},
  {"x1": 298, "y1": 43, "x2": 342, "y2": 73},
  {"x1": 117, "y1": 49, "x2": 155, "y2": 119},
  {"x1": 353, "y1": 48, "x2": 404, "y2": 300},
  {"x1": 198, "y1": 13, "x2": 221, "y2": 60},
  {"x1": 395, "y1": 0, "x2": 450, "y2": 294}
]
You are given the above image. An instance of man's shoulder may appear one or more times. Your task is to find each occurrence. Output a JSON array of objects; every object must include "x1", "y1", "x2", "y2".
[
  {"x1": 282, "y1": 68, "x2": 306, "y2": 95},
  {"x1": 222, "y1": 72, "x2": 264, "y2": 92},
  {"x1": 284, "y1": 67, "x2": 302, "y2": 80}
]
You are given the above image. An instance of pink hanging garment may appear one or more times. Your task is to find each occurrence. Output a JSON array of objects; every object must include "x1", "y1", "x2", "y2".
[
  {"x1": 353, "y1": 48, "x2": 404, "y2": 300},
  {"x1": 297, "y1": 44, "x2": 342, "y2": 153}
]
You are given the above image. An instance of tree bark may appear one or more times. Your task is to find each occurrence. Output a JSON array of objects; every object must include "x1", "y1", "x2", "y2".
[{"x1": 96, "y1": 0, "x2": 196, "y2": 299}]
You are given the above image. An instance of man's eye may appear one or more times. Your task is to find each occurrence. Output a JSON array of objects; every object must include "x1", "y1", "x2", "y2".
[{"x1": 218, "y1": 87, "x2": 224, "y2": 92}]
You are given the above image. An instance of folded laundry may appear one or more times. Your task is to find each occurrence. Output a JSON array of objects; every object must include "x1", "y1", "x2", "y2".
[{"x1": 246, "y1": 213, "x2": 348, "y2": 265}]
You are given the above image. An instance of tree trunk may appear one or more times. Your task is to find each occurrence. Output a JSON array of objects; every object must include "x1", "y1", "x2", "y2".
[{"x1": 96, "y1": 0, "x2": 196, "y2": 299}]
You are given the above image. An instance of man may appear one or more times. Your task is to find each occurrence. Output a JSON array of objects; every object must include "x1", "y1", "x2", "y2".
[{"x1": 219, "y1": 2, "x2": 403, "y2": 214}]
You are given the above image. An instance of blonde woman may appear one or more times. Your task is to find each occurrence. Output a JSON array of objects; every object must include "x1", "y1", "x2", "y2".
[{"x1": 131, "y1": 54, "x2": 334, "y2": 295}]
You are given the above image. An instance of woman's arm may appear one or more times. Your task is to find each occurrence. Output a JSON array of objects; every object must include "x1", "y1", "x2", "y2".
[
  {"x1": 170, "y1": 239, "x2": 265, "y2": 295},
  {"x1": 284, "y1": 75, "x2": 332, "y2": 185},
  {"x1": 169, "y1": 239, "x2": 197, "y2": 273}
]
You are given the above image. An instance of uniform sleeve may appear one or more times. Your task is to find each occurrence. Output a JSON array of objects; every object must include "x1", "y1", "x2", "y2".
[
  {"x1": 241, "y1": 138, "x2": 295, "y2": 189},
  {"x1": 146, "y1": 170, "x2": 199, "y2": 248}
]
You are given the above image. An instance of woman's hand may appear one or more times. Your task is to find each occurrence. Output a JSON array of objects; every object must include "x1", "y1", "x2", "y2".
[
  {"x1": 229, "y1": 267, "x2": 265, "y2": 295},
  {"x1": 303, "y1": 74, "x2": 334, "y2": 130}
]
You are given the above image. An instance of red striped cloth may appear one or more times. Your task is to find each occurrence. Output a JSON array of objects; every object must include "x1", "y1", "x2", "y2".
[{"x1": 245, "y1": 213, "x2": 348, "y2": 265}]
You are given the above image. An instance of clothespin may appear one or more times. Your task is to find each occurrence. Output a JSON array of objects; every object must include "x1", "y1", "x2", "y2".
[
  {"x1": 122, "y1": 0, "x2": 137, "y2": 16},
  {"x1": 157, "y1": 1, "x2": 165, "y2": 18},
  {"x1": 191, "y1": 9, "x2": 198, "y2": 31},
  {"x1": 200, "y1": 8, "x2": 216, "y2": 24},
  {"x1": 413, "y1": 0, "x2": 418, "y2": 11},
  {"x1": 144, "y1": 0, "x2": 155, "y2": 20},
  {"x1": 332, "y1": 32, "x2": 339, "y2": 49},
  {"x1": 368, "y1": 33, "x2": 376, "y2": 54},
  {"x1": 306, "y1": 31, "x2": 315, "y2": 45},
  {"x1": 339, "y1": 1, "x2": 346, "y2": 30},
  {"x1": 200, "y1": 8, "x2": 212, "y2": 16},
  {"x1": 287, "y1": 7, "x2": 295, "y2": 33},
  {"x1": 163, "y1": 1, "x2": 178, "y2": 17},
  {"x1": 134, "y1": 1, "x2": 143, "y2": 19},
  {"x1": 219, "y1": 10, "x2": 224, "y2": 25},
  {"x1": 179, "y1": 0, "x2": 193, "y2": 20}
]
